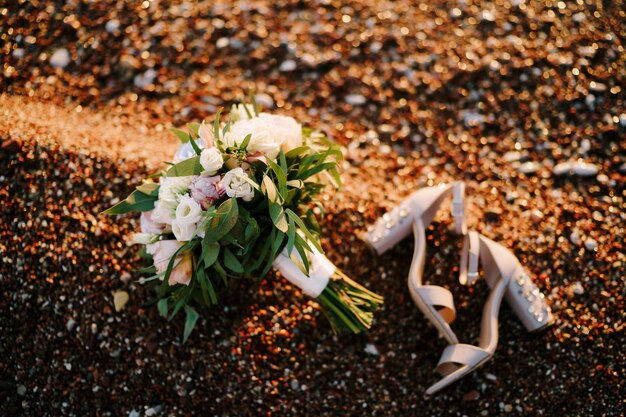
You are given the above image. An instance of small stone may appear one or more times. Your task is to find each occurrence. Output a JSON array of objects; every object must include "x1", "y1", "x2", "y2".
[
  {"x1": 134, "y1": 69, "x2": 157, "y2": 89},
  {"x1": 113, "y1": 291, "x2": 129, "y2": 312},
  {"x1": 17, "y1": 385, "x2": 27, "y2": 396},
  {"x1": 120, "y1": 272, "x2": 132, "y2": 283},
  {"x1": 572, "y1": 281, "x2": 585, "y2": 295},
  {"x1": 504, "y1": 404, "x2": 513, "y2": 413},
  {"x1": 66, "y1": 318, "x2": 76, "y2": 331},
  {"x1": 145, "y1": 407, "x2": 160, "y2": 416},
  {"x1": 255, "y1": 93, "x2": 274, "y2": 109},
  {"x1": 571, "y1": 161, "x2": 599, "y2": 176},
  {"x1": 486, "y1": 373, "x2": 497, "y2": 381},
  {"x1": 503, "y1": 151, "x2": 521, "y2": 162},
  {"x1": 552, "y1": 162, "x2": 572, "y2": 175},
  {"x1": 529, "y1": 209, "x2": 544, "y2": 222},
  {"x1": 279, "y1": 60, "x2": 297, "y2": 72},
  {"x1": 105, "y1": 19, "x2": 120, "y2": 33},
  {"x1": 290, "y1": 379, "x2": 299, "y2": 390},
  {"x1": 1, "y1": 138, "x2": 22, "y2": 153},
  {"x1": 463, "y1": 390, "x2": 480, "y2": 401},
  {"x1": 364, "y1": 343, "x2": 379, "y2": 355},
  {"x1": 619, "y1": 162, "x2": 626, "y2": 174},
  {"x1": 517, "y1": 161, "x2": 540, "y2": 174},
  {"x1": 345, "y1": 94, "x2": 367, "y2": 106},
  {"x1": 584, "y1": 238, "x2": 597, "y2": 251},
  {"x1": 216, "y1": 37, "x2": 229, "y2": 49},
  {"x1": 12, "y1": 48, "x2": 25, "y2": 59},
  {"x1": 570, "y1": 230, "x2": 580, "y2": 245},
  {"x1": 128, "y1": 411, "x2": 140, "y2": 417},
  {"x1": 65, "y1": 362, "x2": 72, "y2": 371},
  {"x1": 50, "y1": 48, "x2": 71, "y2": 68}
]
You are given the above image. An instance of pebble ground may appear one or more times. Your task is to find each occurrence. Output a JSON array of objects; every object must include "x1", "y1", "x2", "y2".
[{"x1": 1, "y1": 0, "x2": 624, "y2": 416}]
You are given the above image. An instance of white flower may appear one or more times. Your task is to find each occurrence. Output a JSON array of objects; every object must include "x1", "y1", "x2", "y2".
[
  {"x1": 199, "y1": 147, "x2": 223, "y2": 175},
  {"x1": 230, "y1": 103, "x2": 256, "y2": 121},
  {"x1": 222, "y1": 167, "x2": 255, "y2": 202},
  {"x1": 259, "y1": 113, "x2": 303, "y2": 151},
  {"x1": 131, "y1": 233, "x2": 153, "y2": 245},
  {"x1": 175, "y1": 194, "x2": 202, "y2": 224},
  {"x1": 151, "y1": 176, "x2": 194, "y2": 225},
  {"x1": 171, "y1": 219, "x2": 197, "y2": 242},
  {"x1": 223, "y1": 117, "x2": 284, "y2": 160}
]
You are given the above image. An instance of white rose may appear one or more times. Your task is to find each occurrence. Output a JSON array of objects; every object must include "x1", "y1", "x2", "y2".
[
  {"x1": 199, "y1": 147, "x2": 223, "y2": 175},
  {"x1": 260, "y1": 113, "x2": 303, "y2": 151},
  {"x1": 151, "y1": 176, "x2": 194, "y2": 225},
  {"x1": 230, "y1": 103, "x2": 256, "y2": 121},
  {"x1": 175, "y1": 194, "x2": 202, "y2": 224},
  {"x1": 223, "y1": 117, "x2": 284, "y2": 160},
  {"x1": 222, "y1": 167, "x2": 255, "y2": 202},
  {"x1": 171, "y1": 219, "x2": 197, "y2": 242}
]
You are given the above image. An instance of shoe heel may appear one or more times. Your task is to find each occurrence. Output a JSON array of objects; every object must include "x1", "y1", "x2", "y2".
[
  {"x1": 365, "y1": 198, "x2": 413, "y2": 254},
  {"x1": 506, "y1": 270, "x2": 554, "y2": 332}
]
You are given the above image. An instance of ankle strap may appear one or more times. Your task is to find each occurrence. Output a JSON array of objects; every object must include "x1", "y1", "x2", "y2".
[
  {"x1": 451, "y1": 182, "x2": 467, "y2": 235},
  {"x1": 460, "y1": 231, "x2": 480, "y2": 285}
]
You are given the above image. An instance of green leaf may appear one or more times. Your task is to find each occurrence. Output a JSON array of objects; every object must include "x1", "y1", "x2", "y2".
[
  {"x1": 213, "y1": 107, "x2": 223, "y2": 143},
  {"x1": 297, "y1": 162, "x2": 337, "y2": 181},
  {"x1": 201, "y1": 241, "x2": 220, "y2": 268},
  {"x1": 165, "y1": 156, "x2": 203, "y2": 177},
  {"x1": 204, "y1": 198, "x2": 239, "y2": 244},
  {"x1": 239, "y1": 133, "x2": 252, "y2": 150},
  {"x1": 285, "y1": 146, "x2": 311, "y2": 159},
  {"x1": 286, "y1": 217, "x2": 296, "y2": 254},
  {"x1": 136, "y1": 181, "x2": 159, "y2": 196},
  {"x1": 103, "y1": 190, "x2": 157, "y2": 214},
  {"x1": 189, "y1": 135, "x2": 203, "y2": 156},
  {"x1": 262, "y1": 175, "x2": 281, "y2": 203},
  {"x1": 188, "y1": 122, "x2": 201, "y2": 136},
  {"x1": 183, "y1": 305, "x2": 200, "y2": 343},
  {"x1": 223, "y1": 248, "x2": 244, "y2": 273},
  {"x1": 170, "y1": 127, "x2": 190, "y2": 143},
  {"x1": 157, "y1": 298, "x2": 168, "y2": 317},
  {"x1": 267, "y1": 158, "x2": 287, "y2": 197},
  {"x1": 262, "y1": 230, "x2": 285, "y2": 275},
  {"x1": 269, "y1": 201, "x2": 288, "y2": 233},
  {"x1": 248, "y1": 92, "x2": 260, "y2": 116},
  {"x1": 196, "y1": 266, "x2": 217, "y2": 305},
  {"x1": 285, "y1": 209, "x2": 323, "y2": 253}
]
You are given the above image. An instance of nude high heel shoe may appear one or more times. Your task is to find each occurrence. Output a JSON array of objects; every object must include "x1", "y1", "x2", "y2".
[
  {"x1": 426, "y1": 231, "x2": 554, "y2": 395},
  {"x1": 365, "y1": 183, "x2": 467, "y2": 344}
]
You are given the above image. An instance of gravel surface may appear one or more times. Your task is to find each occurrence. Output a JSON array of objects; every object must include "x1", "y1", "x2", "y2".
[{"x1": 1, "y1": 0, "x2": 624, "y2": 416}]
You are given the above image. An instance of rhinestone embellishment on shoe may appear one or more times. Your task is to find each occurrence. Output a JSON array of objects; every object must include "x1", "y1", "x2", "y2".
[
  {"x1": 516, "y1": 273, "x2": 551, "y2": 322},
  {"x1": 367, "y1": 203, "x2": 411, "y2": 244}
]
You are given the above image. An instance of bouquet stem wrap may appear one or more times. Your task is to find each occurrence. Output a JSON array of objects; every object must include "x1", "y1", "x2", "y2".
[{"x1": 273, "y1": 245, "x2": 383, "y2": 334}]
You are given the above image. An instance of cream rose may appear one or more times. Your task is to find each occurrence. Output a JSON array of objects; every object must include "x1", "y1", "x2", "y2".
[
  {"x1": 175, "y1": 195, "x2": 202, "y2": 224},
  {"x1": 259, "y1": 113, "x2": 303, "y2": 151},
  {"x1": 222, "y1": 167, "x2": 255, "y2": 202},
  {"x1": 199, "y1": 147, "x2": 223, "y2": 175},
  {"x1": 223, "y1": 117, "x2": 284, "y2": 160}
]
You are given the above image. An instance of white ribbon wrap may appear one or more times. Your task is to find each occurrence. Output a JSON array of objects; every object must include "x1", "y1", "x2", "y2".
[{"x1": 272, "y1": 246, "x2": 335, "y2": 298}]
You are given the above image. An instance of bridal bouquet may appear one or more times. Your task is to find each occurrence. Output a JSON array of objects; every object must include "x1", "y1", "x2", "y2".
[{"x1": 105, "y1": 100, "x2": 382, "y2": 341}]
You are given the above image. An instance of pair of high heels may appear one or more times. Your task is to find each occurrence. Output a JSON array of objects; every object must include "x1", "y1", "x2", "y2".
[{"x1": 365, "y1": 183, "x2": 554, "y2": 395}]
